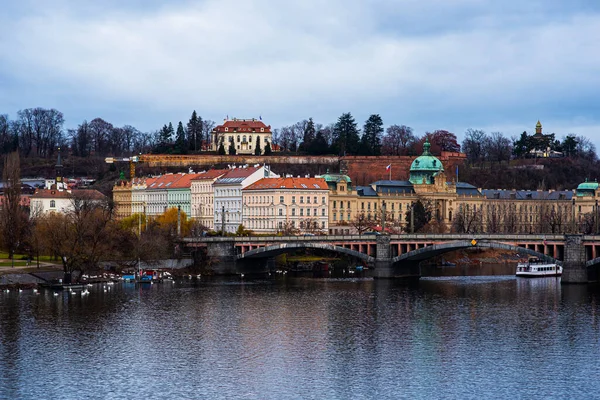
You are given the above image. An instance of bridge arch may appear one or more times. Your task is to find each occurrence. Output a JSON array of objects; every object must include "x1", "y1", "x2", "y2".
[
  {"x1": 238, "y1": 242, "x2": 375, "y2": 264},
  {"x1": 392, "y1": 240, "x2": 559, "y2": 265},
  {"x1": 586, "y1": 257, "x2": 600, "y2": 268}
]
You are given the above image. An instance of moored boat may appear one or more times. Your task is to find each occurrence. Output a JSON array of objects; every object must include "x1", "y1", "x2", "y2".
[{"x1": 516, "y1": 257, "x2": 562, "y2": 277}]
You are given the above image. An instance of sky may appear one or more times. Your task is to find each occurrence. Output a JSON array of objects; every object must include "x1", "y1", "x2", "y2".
[{"x1": 1, "y1": 0, "x2": 599, "y2": 148}]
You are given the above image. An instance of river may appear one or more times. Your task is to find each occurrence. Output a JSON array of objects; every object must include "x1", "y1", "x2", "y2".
[{"x1": 1, "y1": 276, "x2": 599, "y2": 399}]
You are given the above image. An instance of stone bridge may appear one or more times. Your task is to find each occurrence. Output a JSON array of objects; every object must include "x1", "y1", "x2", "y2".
[{"x1": 183, "y1": 234, "x2": 600, "y2": 283}]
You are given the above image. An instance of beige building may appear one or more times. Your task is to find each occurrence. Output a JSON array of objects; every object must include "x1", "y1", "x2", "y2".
[
  {"x1": 190, "y1": 169, "x2": 228, "y2": 229},
  {"x1": 210, "y1": 118, "x2": 273, "y2": 155},
  {"x1": 242, "y1": 177, "x2": 329, "y2": 234},
  {"x1": 112, "y1": 180, "x2": 132, "y2": 219},
  {"x1": 326, "y1": 139, "x2": 595, "y2": 235}
]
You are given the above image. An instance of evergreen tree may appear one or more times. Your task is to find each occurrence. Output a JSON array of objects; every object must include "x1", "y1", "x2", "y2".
[
  {"x1": 309, "y1": 130, "x2": 330, "y2": 155},
  {"x1": 218, "y1": 142, "x2": 226, "y2": 155},
  {"x1": 357, "y1": 134, "x2": 373, "y2": 155},
  {"x1": 362, "y1": 114, "x2": 383, "y2": 155},
  {"x1": 264, "y1": 141, "x2": 272, "y2": 156},
  {"x1": 175, "y1": 121, "x2": 187, "y2": 154},
  {"x1": 187, "y1": 110, "x2": 203, "y2": 152},
  {"x1": 332, "y1": 112, "x2": 360, "y2": 155},
  {"x1": 254, "y1": 137, "x2": 262, "y2": 155},
  {"x1": 404, "y1": 199, "x2": 432, "y2": 233},
  {"x1": 228, "y1": 141, "x2": 237, "y2": 155},
  {"x1": 300, "y1": 118, "x2": 316, "y2": 153}
]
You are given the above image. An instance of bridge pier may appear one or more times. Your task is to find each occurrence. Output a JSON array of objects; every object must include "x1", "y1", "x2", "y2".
[
  {"x1": 374, "y1": 235, "x2": 421, "y2": 280},
  {"x1": 561, "y1": 235, "x2": 588, "y2": 284},
  {"x1": 206, "y1": 240, "x2": 237, "y2": 275}
]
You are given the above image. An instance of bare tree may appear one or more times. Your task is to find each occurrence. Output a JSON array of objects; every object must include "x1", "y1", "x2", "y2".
[
  {"x1": 382, "y1": 125, "x2": 416, "y2": 156},
  {"x1": 351, "y1": 212, "x2": 373, "y2": 234},
  {"x1": 462, "y1": 129, "x2": 487, "y2": 164},
  {"x1": 0, "y1": 152, "x2": 25, "y2": 261},
  {"x1": 202, "y1": 119, "x2": 216, "y2": 150},
  {"x1": 452, "y1": 203, "x2": 482, "y2": 233}
]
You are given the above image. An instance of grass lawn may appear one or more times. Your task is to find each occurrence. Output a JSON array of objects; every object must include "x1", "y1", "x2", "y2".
[
  {"x1": 0, "y1": 252, "x2": 59, "y2": 262},
  {"x1": 0, "y1": 261, "x2": 29, "y2": 267}
]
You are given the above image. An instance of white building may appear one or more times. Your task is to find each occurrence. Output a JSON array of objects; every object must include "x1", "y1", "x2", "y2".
[
  {"x1": 30, "y1": 188, "x2": 106, "y2": 215},
  {"x1": 213, "y1": 166, "x2": 278, "y2": 233},
  {"x1": 131, "y1": 177, "x2": 155, "y2": 215},
  {"x1": 190, "y1": 169, "x2": 228, "y2": 229},
  {"x1": 145, "y1": 174, "x2": 183, "y2": 216}
]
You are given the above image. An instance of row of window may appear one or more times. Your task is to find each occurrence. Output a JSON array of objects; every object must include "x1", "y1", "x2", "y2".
[{"x1": 277, "y1": 208, "x2": 326, "y2": 217}]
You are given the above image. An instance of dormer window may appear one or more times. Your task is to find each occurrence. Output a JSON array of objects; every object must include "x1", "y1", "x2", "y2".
[
  {"x1": 225, "y1": 127, "x2": 228, "y2": 132},
  {"x1": 261, "y1": 128, "x2": 264, "y2": 132}
]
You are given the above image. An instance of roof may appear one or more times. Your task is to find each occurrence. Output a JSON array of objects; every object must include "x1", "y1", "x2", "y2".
[
  {"x1": 371, "y1": 180, "x2": 415, "y2": 195},
  {"x1": 356, "y1": 186, "x2": 378, "y2": 197},
  {"x1": 191, "y1": 169, "x2": 228, "y2": 181},
  {"x1": 481, "y1": 189, "x2": 573, "y2": 200},
  {"x1": 214, "y1": 167, "x2": 261, "y2": 185},
  {"x1": 32, "y1": 189, "x2": 106, "y2": 200},
  {"x1": 146, "y1": 174, "x2": 184, "y2": 190},
  {"x1": 169, "y1": 173, "x2": 204, "y2": 189},
  {"x1": 319, "y1": 173, "x2": 351, "y2": 183},
  {"x1": 410, "y1": 140, "x2": 444, "y2": 173},
  {"x1": 456, "y1": 182, "x2": 482, "y2": 197},
  {"x1": 576, "y1": 180, "x2": 599, "y2": 191},
  {"x1": 244, "y1": 177, "x2": 328, "y2": 191},
  {"x1": 212, "y1": 118, "x2": 271, "y2": 133}
]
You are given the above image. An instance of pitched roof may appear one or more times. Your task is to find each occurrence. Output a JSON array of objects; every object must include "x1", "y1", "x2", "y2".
[
  {"x1": 32, "y1": 189, "x2": 105, "y2": 200},
  {"x1": 191, "y1": 169, "x2": 229, "y2": 181},
  {"x1": 146, "y1": 174, "x2": 184, "y2": 190},
  {"x1": 214, "y1": 167, "x2": 261, "y2": 184},
  {"x1": 213, "y1": 118, "x2": 271, "y2": 133},
  {"x1": 244, "y1": 177, "x2": 328, "y2": 191},
  {"x1": 481, "y1": 189, "x2": 573, "y2": 200},
  {"x1": 169, "y1": 173, "x2": 204, "y2": 189}
]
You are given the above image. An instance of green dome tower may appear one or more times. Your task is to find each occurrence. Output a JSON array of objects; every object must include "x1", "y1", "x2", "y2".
[{"x1": 409, "y1": 139, "x2": 444, "y2": 185}]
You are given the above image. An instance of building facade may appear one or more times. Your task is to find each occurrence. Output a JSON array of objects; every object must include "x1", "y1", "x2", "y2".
[
  {"x1": 213, "y1": 166, "x2": 278, "y2": 233},
  {"x1": 210, "y1": 118, "x2": 273, "y2": 155},
  {"x1": 242, "y1": 177, "x2": 329, "y2": 234},
  {"x1": 190, "y1": 169, "x2": 228, "y2": 229}
]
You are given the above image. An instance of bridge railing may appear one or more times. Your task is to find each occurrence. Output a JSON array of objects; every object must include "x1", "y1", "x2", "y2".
[{"x1": 183, "y1": 233, "x2": 569, "y2": 243}]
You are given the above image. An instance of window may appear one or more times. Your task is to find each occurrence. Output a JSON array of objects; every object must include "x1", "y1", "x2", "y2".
[
  {"x1": 322, "y1": 221, "x2": 325, "y2": 228},
  {"x1": 347, "y1": 213, "x2": 351, "y2": 221},
  {"x1": 279, "y1": 209, "x2": 283, "y2": 216},
  {"x1": 333, "y1": 201, "x2": 337, "y2": 209},
  {"x1": 237, "y1": 135, "x2": 241, "y2": 142},
  {"x1": 300, "y1": 196, "x2": 304, "y2": 204},
  {"x1": 307, "y1": 197, "x2": 311, "y2": 204},
  {"x1": 333, "y1": 213, "x2": 337, "y2": 221},
  {"x1": 322, "y1": 209, "x2": 325, "y2": 216},
  {"x1": 307, "y1": 209, "x2": 311, "y2": 216},
  {"x1": 361, "y1": 202, "x2": 365, "y2": 210},
  {"x1": 340, "y1": 202, "x2": 344, "y2": 209},
  {"x1": 292, "y1": 196, "x2": 296, "y2": 203},
  {"x1": 314, "y1": 196, "x2": 318, "y2": 203},
  {"x1": 292, "y1": 209, "x2": 296, "y2": 216},
  {"x1": 322, "y1": 196, "x2": 325, "y2": 204},
  {"x1": 300, "y1": 209, "x2": 304, "y2": 216},
  {"x1": 280, "y1": 196, "x2": 284, "y2": 203},
  {"x1": 50, "y1": 200, "x2": 56, "y2": 208},
  {"x1": 279, "y1": 221, "x2": 283, "y2": 229}
]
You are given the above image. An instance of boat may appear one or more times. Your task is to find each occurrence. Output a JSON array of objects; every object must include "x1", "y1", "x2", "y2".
[{"x1": 516, "y1": 257, "x2": 562, "y2": 277}]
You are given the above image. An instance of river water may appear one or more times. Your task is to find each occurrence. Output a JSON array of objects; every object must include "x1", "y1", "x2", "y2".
[{"x1": 1, "y1": 276, "x2": 600, "y2": 399}]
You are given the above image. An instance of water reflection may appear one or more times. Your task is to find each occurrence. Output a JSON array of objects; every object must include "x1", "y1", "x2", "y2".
[{"x1": 1, "y1": 277, "x2": 599, "y2": 399}]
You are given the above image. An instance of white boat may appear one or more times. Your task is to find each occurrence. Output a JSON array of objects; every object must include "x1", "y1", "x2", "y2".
[{"x1": 516, "y1": 257, "x2": 562, "y2": 277}]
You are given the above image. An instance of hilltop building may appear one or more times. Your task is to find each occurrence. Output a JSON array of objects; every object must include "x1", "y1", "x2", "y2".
[{"x1": 210, "y1": 118, "x2": 273, "y2": 155}]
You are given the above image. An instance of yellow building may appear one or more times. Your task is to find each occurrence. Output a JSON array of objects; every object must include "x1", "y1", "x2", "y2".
[
  {"x1": 327, "y1": 139, "x2": 597, "y2": 235},
  {"x1": 112, "y1": 180, "x2": 132, "y2": 219}
]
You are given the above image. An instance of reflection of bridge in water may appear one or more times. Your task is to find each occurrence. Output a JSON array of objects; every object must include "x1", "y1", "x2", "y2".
[{"x1": 183, "y1": 234, "x2": 600, "y2": 283}]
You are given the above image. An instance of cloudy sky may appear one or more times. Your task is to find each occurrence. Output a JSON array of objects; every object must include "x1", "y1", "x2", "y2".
[{"x1": 1, "y1": 0, "x2": 599, "y2": 148}]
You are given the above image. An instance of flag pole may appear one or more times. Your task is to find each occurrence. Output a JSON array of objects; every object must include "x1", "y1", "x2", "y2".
[{"x1": 389, "y1": 165, "x2": 391, "y2": 181}]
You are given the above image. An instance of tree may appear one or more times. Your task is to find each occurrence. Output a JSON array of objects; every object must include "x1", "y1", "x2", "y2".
[
  {"x1": 264, "y1": 141, "x2": 272, "y2": 156},
  {"x1": 299, "y1": 118, "x2": 316, "y2": 153},
  {"x1": 405, "y1": 199, "x2": 432, "y2": 233},
  {"x1": 382, "y1": 125, "x2": 416, "y2": 156},
  {"x1": 228, "y1": 141, "x2": 237, "y2": 155},
  {"x1": 484, "y1": 132, "x2": 512, "y2": 163},
  {"x1": 0, "y1": 152, "x2": 25, "y2": 262},
  {"x1": 462, "y1": 129, "x2": 487, "y2": 164},
  {"x1": 218, "y1": 141, "x2": 226, "y2": 155},
  {"x1": 561, "y1": 135, "x2": 578, "y2": 158},
  {"x1": 451, "y1": 203, "x2": 482, "y2": 233},
  {"x1": 309, "y1": 129, "x2": 330, "y2": 155},
  {"x1": 187, "y1": 110, "x2": 203, "y2": 152},
  {"x1": 428, "y1": 130, "x2": 460, "y2": 152},
  {"x1": 254, "y1": 137, "x2": 262, "y2": 155},
  {"x1": 351, "y1": 212, "x2": 372, "y2": 234},
  {"x1": 361, "y1": 114, "x2": 383, "y2": 156},
  {"x1": 175, "y1": 121, "x2": 187, "y2": 154},
  {"x1": 576, "y1": 135, "x2": 597, "y2": 161},
  {"x1": 512, "y1": 131, "x2": 532, "y2": 158},
  {"x1": 36, "y1": 193, "x2": 115, "y2": 283},
  {"x1": 201, "y1": 119, "x2": 215, "y2": 151},
  {"x1": 332, "y1": 112, "x2": 360, "y2": 155},
  {"x1": 156, "y1": 207, "x2": 192, "y2": 237}
]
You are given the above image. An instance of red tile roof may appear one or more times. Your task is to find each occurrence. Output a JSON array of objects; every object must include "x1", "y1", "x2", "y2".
[
  {"x1": 146, "y1": 174, "x2": 184, "y2": 190},
  {"x1": 212, "y1": 118, "x2": 271, "y2": 133},
  {"x1": 191, "y1": 169, "x2": 229, "y2": 181},
  {"x1": 32, "y1": 189, "x2": 106, "y2": 200},
  {"x1": 217, "y1": 166, "x2": 261, "y2": 180},
  {"x1": 244, "y1": 177, "x2": 328, "y2": 191},
  {"x1": 169, "y1": 173, "x2": 204, "y2": 189}
]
